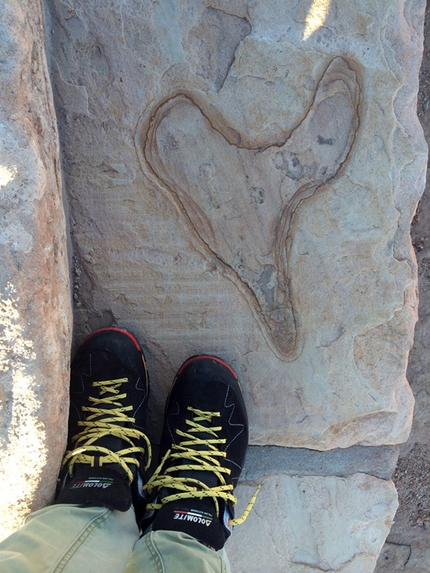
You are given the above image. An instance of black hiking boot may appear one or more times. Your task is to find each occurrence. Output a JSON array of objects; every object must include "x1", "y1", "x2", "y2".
[
  {"x1": 142, "y1": 355, "x2": 258, "y2": 550},
  {"x1": 56, "y1": 327, "x2": 151, "y2": 517}
]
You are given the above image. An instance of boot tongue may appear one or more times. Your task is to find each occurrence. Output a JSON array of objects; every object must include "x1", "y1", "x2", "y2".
[
  {"x1": 87, "y1": 376, "x2": 131, "y2": 473},
  {"x1": 55, "y1": 467, "x2": 132, "y2": 511},
  {"x1": 177, "y1": 415, "x2": 219, "y2": 488},
  {"x1": 158, "y1": 420, "x2": 219, "y2": 500}
]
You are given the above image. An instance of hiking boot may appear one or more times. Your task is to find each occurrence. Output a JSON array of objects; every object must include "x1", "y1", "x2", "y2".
[
  {"x1": 142, "y1": 355, "x2": 258, "y2": 550},
  {"x1": 56, "y1": 327, "x2": 151, "y2": 515}
]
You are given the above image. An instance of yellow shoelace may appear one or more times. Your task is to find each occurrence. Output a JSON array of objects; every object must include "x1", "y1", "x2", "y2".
[
  {"x1": 143, "y1": 406, "x2": 260, "y2": 526},
  {"x1": 62, "y1": 377, "x2": 152, "y2": 484}
]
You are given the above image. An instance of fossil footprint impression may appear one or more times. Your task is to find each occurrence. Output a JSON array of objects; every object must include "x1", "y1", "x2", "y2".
[{"x1": 138, "y1": 57, "x2": 360, "y2": 359}]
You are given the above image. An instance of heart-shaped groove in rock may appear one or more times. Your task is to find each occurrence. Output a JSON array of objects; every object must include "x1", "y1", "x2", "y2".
[{"x1": 136, "y1": 57, "x2": 361, "y2": 360}]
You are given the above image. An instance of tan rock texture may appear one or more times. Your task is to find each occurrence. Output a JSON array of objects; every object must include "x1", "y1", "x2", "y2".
[
  {"x1": 228, "y1": 474, "x2": 399, "y2": 573},
  {"x1": 45, "y1": 0, "x2": 426, "y2": 450},
  {"x1": 0, "y1": 0, "x2": 72, "y2": 539}
]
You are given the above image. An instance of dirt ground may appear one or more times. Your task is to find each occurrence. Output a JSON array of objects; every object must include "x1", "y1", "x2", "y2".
[{"x1": 375, "y1": 3, "x2": 430, "y2": 571}]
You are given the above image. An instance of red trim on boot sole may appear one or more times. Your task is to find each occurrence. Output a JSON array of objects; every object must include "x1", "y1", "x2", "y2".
[
  {"x1": 82, "y1": 327, "x2": 142, "y2": 351},
  {"x1": 176, "y1": 355, "x2": 238, "y2": 379}
]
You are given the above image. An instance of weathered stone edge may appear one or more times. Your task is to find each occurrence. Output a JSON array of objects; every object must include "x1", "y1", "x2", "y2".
[{"x1": 242, "y1": 445, "x2": 400, "y2": 481}]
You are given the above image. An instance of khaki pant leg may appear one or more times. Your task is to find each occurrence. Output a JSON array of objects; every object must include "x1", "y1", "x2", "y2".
[
  {"x1": 0, "y1": 505, "x2": 139, "y2": 573},
  {"x1": 126, "y1": 531, "x2": 232, "y2": 573}
]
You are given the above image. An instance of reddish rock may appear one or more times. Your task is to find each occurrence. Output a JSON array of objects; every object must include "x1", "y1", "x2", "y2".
[{"x1": 0, "y1": 0, "x2": 71, "y2": 539}]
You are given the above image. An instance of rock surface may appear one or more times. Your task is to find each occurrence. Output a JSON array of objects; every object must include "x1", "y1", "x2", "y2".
[
  {"x1": 44, "y1": 0, "x2": 425, "y2": 450},
  {"x1": 243, "y1": 444, "x2": 400, "y2": 481},
  {"x1": 375, "y1": 7, "x2": 430, "y2": 567},
  {"x1": 0, "y1": 0, "x2": 425, "y2": 569},
  {"x1": 228, "y1": 473, "x2": 398, "y2": 573},
  {"x1": 0, "y1": 0, "x2": 71, "y2": 539}
]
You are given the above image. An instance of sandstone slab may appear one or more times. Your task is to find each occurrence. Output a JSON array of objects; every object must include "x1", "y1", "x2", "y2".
[
  {"x1": 227, "y1": 474, "x2": 398, "y2": 573},
  {"x1": 44, "y1": 0, "x2": 426, "y2": 448},
  {"x1": 0, "y1": 0, "x2": 72, "y2": 540}
]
